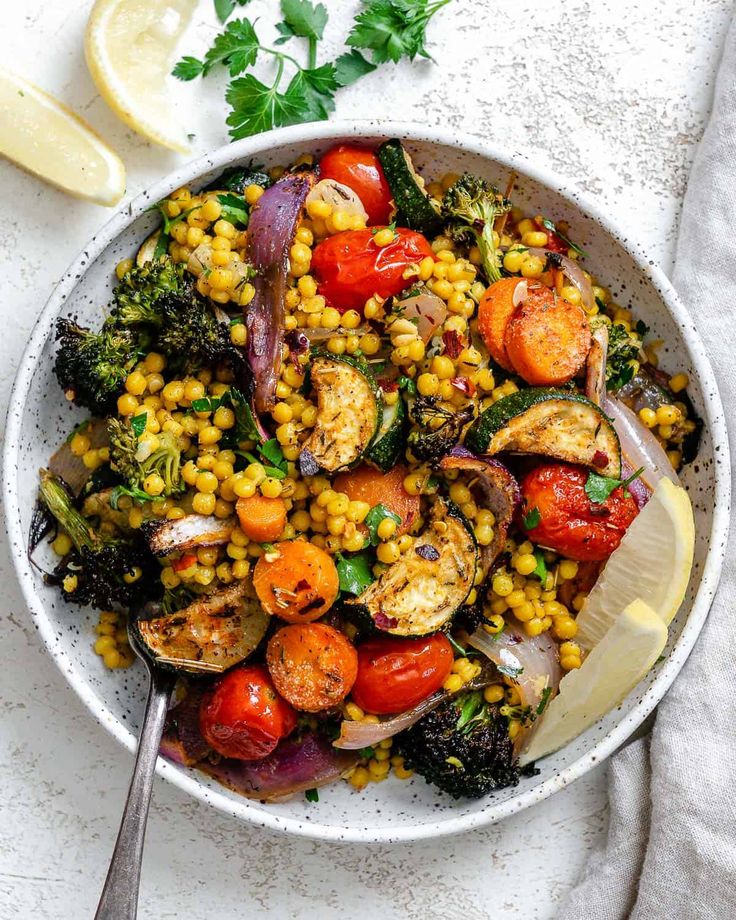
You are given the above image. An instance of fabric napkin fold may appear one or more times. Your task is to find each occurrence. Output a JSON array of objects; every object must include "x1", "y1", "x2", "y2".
[{"x1": 559, "y1": 13, "x2": 736, "y2": 920}]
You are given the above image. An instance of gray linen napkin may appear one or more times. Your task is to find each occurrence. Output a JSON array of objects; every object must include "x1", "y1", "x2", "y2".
[{"x1": 559, "y1": 14, "x2": 736, "y2": 920}]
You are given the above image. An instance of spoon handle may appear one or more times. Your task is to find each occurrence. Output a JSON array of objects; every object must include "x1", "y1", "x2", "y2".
[{"x1": 95, "y1": 667, "x2": 175, "y2": 920}]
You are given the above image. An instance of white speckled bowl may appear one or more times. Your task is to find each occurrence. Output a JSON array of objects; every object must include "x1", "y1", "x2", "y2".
[{"x1": 3, "y1": 122, "x2": 729, "y2": 843}]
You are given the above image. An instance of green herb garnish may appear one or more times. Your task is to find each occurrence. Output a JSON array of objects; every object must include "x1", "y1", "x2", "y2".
[{"x1": 585, "y1": 466, "x2": 644, "y2": 504}]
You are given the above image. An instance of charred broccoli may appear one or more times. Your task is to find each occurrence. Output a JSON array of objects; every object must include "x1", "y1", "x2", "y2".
[
  {"x1": 591, "y1": 316, "x2": 645, "y2": 391},
  {"x1": 38, "y1": 469, "x2": 155, "y2": 609},
  {"x1": 54, "y1": 319, "x2": 141, "y2": 416},
  {"x1": 109, "y1": 258, "x2": 188, "y2": 327},
  {"x1": 154, "y1": 290, "x2": 241, "y2": 374},
  {"x1": 408, "y1": 395, "x2": 474, "y2": 464},
  {"x1": 442, "y1": 174, "x2": 511, "y2": 284},
  {"x1": 108, "y1": 418, "x2": 184, "y2": 497},
  {"x1": 396, "y1": 690, "x2": 520, "y2": 799}
]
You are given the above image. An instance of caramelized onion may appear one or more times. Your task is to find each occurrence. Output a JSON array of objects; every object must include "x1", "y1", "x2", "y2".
[
  {"x1": 603, "y1": 394, "x2": 679, "y2": 490},
  {"x1": 526, "y1": 247, "x2": 594, "y2": 312}
]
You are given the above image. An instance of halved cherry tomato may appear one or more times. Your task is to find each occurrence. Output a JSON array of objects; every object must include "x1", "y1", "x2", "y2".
[
  {"x1": 520, "y1": 461, "x2": 638, "y2": 561},
  {"x1": 319, "y1": 144, "x2": 393, "y2": 225},
  {"x1": 199, "y1": 664, "x2": 297, "y2": 761},
  {"x1": 350, "y1": 633, "x2": 454, "y2": 715},
  {"x1": 334, "y1": 464, "x2": 419, "y2": 536},
  {"x1": 311, "y1": 228, "x2": 434, "y2": 312}
]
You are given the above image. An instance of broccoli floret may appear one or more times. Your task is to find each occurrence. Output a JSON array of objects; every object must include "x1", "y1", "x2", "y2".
[
  {"x1": 442, "y1": 174, "x2": 511, "y2": 284},
  {"x1": 154, "y1": 290, "x2": 241, "y2": 375},
  {"x1": 54, "y1": 319, "x2": 141, "y2": 416},
  {"x1": 408, "y1": 395, "x2": 474, "y2": 464},
  {"x1": 396, "y1": 690, "x2": 520, "y2": 799},
  {"x1": 38, "y1": 469, "x2": 155, "y2": 609},
  {"x1": 108, "y1": 418, "x2": 184, "y2": 497},
  {"x1": 591, "y1": 316, "x2": 644, "y2": 391},
  {"x1": 109, "y1": 258, "x2": 188, "y2": 327}
]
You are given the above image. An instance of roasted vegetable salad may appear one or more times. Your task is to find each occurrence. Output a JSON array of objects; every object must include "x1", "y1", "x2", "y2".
[{"x1": 36, "y1": 140, "x2": 699, "y2": 802}]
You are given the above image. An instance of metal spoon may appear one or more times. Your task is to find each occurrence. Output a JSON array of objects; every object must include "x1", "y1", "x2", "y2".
[{"x1": 94, "y1": 619, "x2": 176, "y2": 920}]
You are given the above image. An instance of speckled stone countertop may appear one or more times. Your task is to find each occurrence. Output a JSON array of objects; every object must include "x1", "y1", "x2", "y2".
[{"x1": 0, "y1": 1, "x2": 731, "y2": 917}]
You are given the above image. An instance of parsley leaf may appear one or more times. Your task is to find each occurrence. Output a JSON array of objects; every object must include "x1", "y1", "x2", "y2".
[
  {"x1": 304, "y1": 787, "x2": 319, "y2": 802},
  {"x1": 333, "y1": 49, "x2": 377, "y2": 86},
  {"x1": 217, "y1": 192, "x2": 249, "y2": 227},
  {"x1": 364, "y1": 503, "x2": 402, "y2": 545},
  {"x1": 536, "y1": 686, "x2": 553, "y2": 716},
  {"x1": 522, "y1": 506, "x2": 541, "y2": 530},
  {"x1": 214, "y1": 0, "x2": 253, "y2": 25},
  {"x1": 130, "y1": 413, "x2": 148, "y2": 438},
  {"x1": 358, "y1": 746, "x2": 375, "y2": 759},
  {"x1": 285, "y1": 63, "x2": 338, "y2": 121},
  {"x1": 172, "y1": 56, "x2": 205, "y2": 81},
  {"x1": 532, "y1": 549, "x2": 547, "y2": 582},
  {"x1": 277, "y1": 0, "x2": 328, "y2": 44},
  {"x1": 585, "y1": 466, "x2": 645, "y2": 504},
  {"x1": 538, "y1": 217, "x2": 587, "y2": 258},
  {"x1": 336, "y1": 551, "x2": 375, "y2": 595},
  {"x1": 110, "y1": 484, "x2": 152, "y2": 509},
  {"x1": 226, "y1": 73, "x2": 307, "y2": 139},
  {"x1": 347, "y1": 0, "x2": 452, "y2": 64},
  {"x1": 398, "y1": 374, "x2": 417, "y2": 396}
]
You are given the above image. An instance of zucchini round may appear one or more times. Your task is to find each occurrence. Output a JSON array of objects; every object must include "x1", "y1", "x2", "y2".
[
  {"x1": 365, "y1": 393, "x2": 406, "y2": 471},
  {"x1": 348, "y1": 499, "x2": 478, "y2": 637},
  {"x1": 378, "y1": 139, "x2": 443, "y2": 236},
  {"x1": 465, "y1": 388, "x2": 621, "y2": 478},
  {"x1": 133, "y1": 582, "x2": 269, "y2": 675},
  {"x1": 300, "y1": 353, "x2": 382, "y2": 472}
]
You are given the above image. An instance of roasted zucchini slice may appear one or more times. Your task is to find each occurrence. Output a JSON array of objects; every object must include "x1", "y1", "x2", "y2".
[
  {"x1": 134, "y1": 582, "x2": 269, "y2": 674},
  {"x1": 464, "y1": 388, "x2": 621, "y2": 478},
  {"x1": 365, "y1": 392, "x2": 406, "y2": 471},
  {"x1": 348, "y1": 499, "x2": 478, "y2": 637},
  {"x1": 141, "y1": 514, "x2": 237, "y2": 557},
  {"x1": 377, "y1": 139, "x2": 444, "y2": 236},
  {"x1": 300, "y1": 354, "x2": 382, "y2": 472}
]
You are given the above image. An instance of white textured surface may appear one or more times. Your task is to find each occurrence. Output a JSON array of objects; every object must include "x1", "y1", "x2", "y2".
[{"x1": 0, "y1": 1, "x2": 730, "y2": 917}]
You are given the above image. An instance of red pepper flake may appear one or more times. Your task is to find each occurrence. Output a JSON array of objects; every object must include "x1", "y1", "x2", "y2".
[
  {"x1": 442, "y1": 330, "x2": 463, "y2": 358},
  {"x1": 451, "y1": 376, "x2": 476, "y2": 397},
  {"x1": 591, "y1": 450, "x2": 609, "y2": 469},
  {"x1": 172, "y1": 553, "x2": 197, "y2": 573}
]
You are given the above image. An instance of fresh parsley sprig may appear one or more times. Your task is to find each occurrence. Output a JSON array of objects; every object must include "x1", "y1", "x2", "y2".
[
  {"x1": 585, "y1": 467, "x2": 645, "y2": 504},
  {"x1": 174, "y1": 0, "x2": 453, "y2": 139}
]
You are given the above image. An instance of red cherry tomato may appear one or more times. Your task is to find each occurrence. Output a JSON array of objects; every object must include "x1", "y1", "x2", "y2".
[
  {"x1": 520, "y1": 461, "x2": 639, "y2": 562},
  {"x1": 319, "y1": 144, "x2": 393, "y2": 225},
  {"x1": 311, "y1": 228, "x2": 434, "y2": 312},
  {"x1": 351, "y1": 633, "x2": 454, "y2": 715},
  {"x1": 199, "y1": 664, "x2": 297, "y2": 761}
]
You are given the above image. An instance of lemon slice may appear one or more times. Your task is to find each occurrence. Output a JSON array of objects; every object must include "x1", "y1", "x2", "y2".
[
  {"x1": 0, "y1": 67, "x2": 125, "y2": 206},
  {"x1": 575, "y1": 477, "x2": 694, "y2": 651},
  {"x1": 520, "y1": 599, "x2": 667, "y2": 764},
  {"x1": 85, "y1": 0, "x2": 197, "y2": 154}
]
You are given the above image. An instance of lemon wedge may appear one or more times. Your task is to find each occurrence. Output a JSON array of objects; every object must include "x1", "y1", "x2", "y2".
[
  {"x1": 85, "y1": 0, "x2": 197, "y2": 154},
  {"x1": 520, "y1": 599, "x2": 667, "y2": 764},
  {"x1": 0, "y1": 67, "x2": 125, "y2": 206},
  {"x1": 575, "y1": 477, "x2": 695, "y2": 651}
]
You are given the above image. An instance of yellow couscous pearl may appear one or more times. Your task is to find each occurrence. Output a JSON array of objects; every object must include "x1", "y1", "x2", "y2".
[
  {"x1": 192, "y1": 492, "x2": 216, "y2": 515},
  {"x1": 669, "y1": 373, "x2": 689, "y2": 393}
]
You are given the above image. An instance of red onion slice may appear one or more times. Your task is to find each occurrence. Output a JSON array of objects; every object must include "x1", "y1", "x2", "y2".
[
  {"x1": 469, "y1": 623, "x2": 561, "y2": 753},
  {"x1": 198, "y1": 733, "x2": 359, "y2": 802},
  {"x1": 334, "y1": 664, "x2": 497, "y2": 750},
  {"x1": 585, "y1": 324, "x2": 609, "y2": 406},
  {"x1": 398, "y1": 289, "x2": 447, "y2": 343},
  {"x1": 245, "y1": 170, "x2": 315, "y2": 414},
  {"x1": 526, "y1": 247, "x2": 594, "y2": 312},
  {"x1": 603, "y1": 394, "x2": 679, "y2": 489}
]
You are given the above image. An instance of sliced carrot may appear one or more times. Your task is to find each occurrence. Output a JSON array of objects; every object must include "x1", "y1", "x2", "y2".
[
  {"x1": 236, "y1": 493, "x2": 287, "y2": 543},
  {"x1": 334, "y1": 464, "x2": 419, "y2": 535},
  {"x1": 266, "y1": 623, "x2": 358, "y2": 712},
  {"x1": 253, "y1": 540, "x2": 340, "y2": 623},
  {"x1": 477, "y1": 277, "x2": 525, "y2": 371},
  {"x1": 504, "y1": 287, "x2": 591, "y2": 386}
]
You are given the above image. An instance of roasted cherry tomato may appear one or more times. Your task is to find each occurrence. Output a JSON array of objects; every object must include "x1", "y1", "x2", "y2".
[
  {"x1": 319, "y1": 143, "x2": 393, "y2": 225},
  {"x1": 199, "y1": 664, "x2": 297, "y2": 761},
  {"x1": 519, "y1": 461, "x2": 639, "y2": 562},
  {"x1": 311, "y1": 228, "x2": 434, "y2": 312},
  {"x1": 350, "y1": 633, "x2": 454, "y2": 715}
]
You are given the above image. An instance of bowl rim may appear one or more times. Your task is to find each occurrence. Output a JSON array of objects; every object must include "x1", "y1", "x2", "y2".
[{"x1": 3, "y1": 119, "x2": 730, "y2": 843}]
